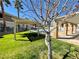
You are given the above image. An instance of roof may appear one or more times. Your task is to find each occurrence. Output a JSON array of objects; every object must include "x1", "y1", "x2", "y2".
[
  {"x1": 55, "y1": 12, "x2": 79, "y2": 24},
  {"x1": 0, "y1": 12, "x2": 39, "y2": 25},
  {"x1": 65, "y1": 12, "x2": 79, "y2": 24},
  {"x1": 12, "y1": 18, "x2": 39, "y2": 25}
]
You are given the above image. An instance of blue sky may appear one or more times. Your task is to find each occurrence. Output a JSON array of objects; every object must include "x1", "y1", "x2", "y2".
[
  {"x1": 0, "y1": 0, "x2": 79, "y2": 19},
  {"x1": 4, "y1": 0, "x2": 22, "y2": 17}
]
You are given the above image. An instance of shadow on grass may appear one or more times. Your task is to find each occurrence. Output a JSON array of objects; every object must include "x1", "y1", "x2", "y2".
[
  {"x1": 0, "y1": 36, "x2": 3, "y2": 38},
  {"x1": 16, "y1": 39, "x2": 29, "y2": 41},
  {"x1": 21, "y1": 32, "x2": 45, "y2": 42}
]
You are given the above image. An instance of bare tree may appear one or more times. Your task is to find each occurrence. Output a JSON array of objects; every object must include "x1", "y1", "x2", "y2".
[{"x1": 20, "y1": 0, "x2": 79, "y2": 59}]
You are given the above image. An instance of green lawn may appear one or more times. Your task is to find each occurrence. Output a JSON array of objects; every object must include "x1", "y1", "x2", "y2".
[
  {"x1": 0, "y1": 31, "x2": 46, "y2": 59},
  {"x1": 0, "y1": 31, "x2": 79, "y2": 59}
]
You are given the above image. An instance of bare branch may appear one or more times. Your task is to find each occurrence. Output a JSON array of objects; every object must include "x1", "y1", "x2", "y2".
[
  {"x1": 33, "y1": 17, "x2": 47, "y2": 33},
  {"x1": 30, "y1": 0, "x2": 44, "y2": 22}
]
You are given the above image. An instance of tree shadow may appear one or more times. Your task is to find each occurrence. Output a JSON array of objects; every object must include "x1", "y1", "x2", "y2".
[
  {"x1": 58, "y1": 34, "x2": 79, "y2": 39},
  {"x1": 21, "y1": 32, "x2": 45, "y2": 42},
  {"x1": 16, "y1": 39, "x2": 29, "y2": 41},
  {"x1": 62, "y1": 45, "x2": 79, "y2": 59},
  {"x1": 62, "y1": 45, "x2": 72, "y2": 59},
  {"x1": 0, "y1": 36, "x2": 3, "y2": 38}
]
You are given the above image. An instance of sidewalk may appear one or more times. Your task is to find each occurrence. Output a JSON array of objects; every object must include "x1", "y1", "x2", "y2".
[{"x1": 59, "y1": 36, "x2": 79, "y2": 45}]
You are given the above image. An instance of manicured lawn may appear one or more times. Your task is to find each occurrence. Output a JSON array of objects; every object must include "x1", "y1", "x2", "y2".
[
  {"x1": 0, "y1": 31, "x2": 46, "y2": 59},
  {"x1": 0, "y1": 31, "x2": 79, "y2": 59}
]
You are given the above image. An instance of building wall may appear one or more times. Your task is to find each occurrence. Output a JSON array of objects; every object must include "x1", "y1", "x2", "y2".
[{"x1": 51, "y1": 22, "x2": 77, "y2": 38}]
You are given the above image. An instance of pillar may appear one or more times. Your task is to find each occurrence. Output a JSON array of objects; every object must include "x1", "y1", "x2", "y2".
[
  {"x1": 75, "y1": 24, "x2": 77, "y2": 33},
  {"x1": 71, "y1": 23, "x2": 74, "y2": 34},
  {"x1": 56, "y1": 22, "x2": 58, "y2": 39},
  {"x1": 14, "y1": 21, "x2": 16, "y2": 40},
  {"x1": 66, "y1": 23, "x2": 68, "y2": 35}
]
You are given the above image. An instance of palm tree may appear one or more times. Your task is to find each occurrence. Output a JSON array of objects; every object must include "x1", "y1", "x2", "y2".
[
  {"x1": 14, "y1": 0, "x2": 23, "y2": 32},
  {"x1": 0, "y1": 0, "x2": 11, "y2": 32}
]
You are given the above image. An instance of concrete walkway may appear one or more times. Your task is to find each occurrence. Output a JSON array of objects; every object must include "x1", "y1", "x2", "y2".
[
  {"x1": 57, "y1": 30, "x2": 79, "y2": 45},
  {"x1": 59, "y1": 39, "x2": 79, "y2": 45},
  {"x1": 59, "y1": 35, "x2": 79, "y2": 46}
]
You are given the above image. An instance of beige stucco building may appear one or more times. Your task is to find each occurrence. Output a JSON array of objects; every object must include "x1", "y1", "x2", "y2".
[{"x1": 51, "y1": 12, "x2": 79, "y2": 39}]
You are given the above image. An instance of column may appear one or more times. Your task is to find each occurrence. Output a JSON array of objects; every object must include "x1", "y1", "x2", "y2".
[
  {"x1": 75, "y1": 24, "x2": 77, "y2": 33},
  {"x1": 71, "y1": 23, "x2": 74, "y2": 34},
  {"x1": 14, "y1": 21, "x2": 16, "y2": 40},
  {"x1": 56, "y1": 22, "x2": 58, "y2": 39},
  {"x1": 66, "y1": 23, "x2": 68, "y2": 35}
]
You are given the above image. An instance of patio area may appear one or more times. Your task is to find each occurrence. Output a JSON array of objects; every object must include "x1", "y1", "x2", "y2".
[
  {"x1": 59, "y1": 35, "x2": 79, "y2": 45},
  {"x1": 51, "y1": 12, "x2": 79, "y2": 39}
]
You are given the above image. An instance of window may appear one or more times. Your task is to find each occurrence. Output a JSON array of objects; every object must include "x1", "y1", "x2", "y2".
[
  {"x1": 0, "y1": 13, "x2": 2, "y2": 18},
  {"x1": 61, "y1": 23, "x2": 64, "y2": 27},
  {"x1": 59, "y1": 23, "x2": 64, "y2": 32},
  {"x1": 0, "y1": 6, "x2": 2, "y2": 18}
]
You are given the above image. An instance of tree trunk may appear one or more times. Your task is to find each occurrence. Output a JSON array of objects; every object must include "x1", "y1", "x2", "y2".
[
  {"x1": 45, "y1": 32, "x2": 52, "y2": 59},
  {"x1": 1, "y1": 0, "x2": 6, "y2": 32},
  {"x1": 17, "y1": 0, "x2": 20, "y2": 32},
  {"x1": 37, "y1": 26, "x2": 39, "y2": 36},
  {"x1": 16, "y1": 8, "x2": 20, "y2": 32}
]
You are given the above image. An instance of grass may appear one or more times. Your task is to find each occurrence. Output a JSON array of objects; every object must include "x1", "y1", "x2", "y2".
[
  {"x1": 0, "y1": 31, "x2": 79, "y2": 59},
  {"x1": 0, "y1": 31, "x2": 46, "y2": 59}
]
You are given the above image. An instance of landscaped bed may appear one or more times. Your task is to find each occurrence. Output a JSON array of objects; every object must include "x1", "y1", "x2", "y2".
[{"x1": 0, "y1": 31, "x2": 79, "y2": 59}]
